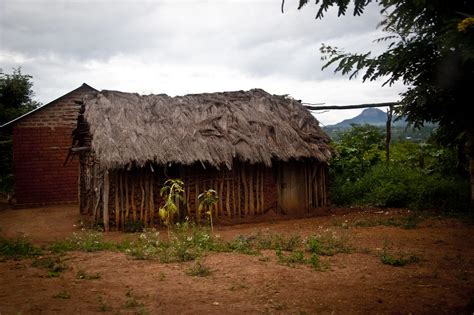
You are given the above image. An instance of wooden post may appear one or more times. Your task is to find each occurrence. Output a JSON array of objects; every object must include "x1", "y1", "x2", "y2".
[
  {"x1": 131, "y1": 173, "x2": 137, "y2": 221},
  {"x1": 241, "y1": 166, "x2": 248, "y2": 215},
  {"x1": 125, "y1": 172, "x2": 129, "y2": 223},
  {"x1": 140, "y1": 171, "x2": 145, "y2": 222},
  {"x1": 115, "y1": 171, "x2": 120, "y2": 229},
  {"x1": 260, "y1": 168, "x2": 264, "y2": 213},
  {"x1": 103, "y1": 170, "x2": 110, "y2": 231},
  {"x1": 226, "y1": 178, "x2": 231, "y2": 217},
  {"x1": 386, "y1": 105, "x2": 393, "y2": 164}
]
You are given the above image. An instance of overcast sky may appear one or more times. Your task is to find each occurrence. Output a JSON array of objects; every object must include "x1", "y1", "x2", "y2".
[{"x1": 0, "y1": 0, "x2": 405, "y2": 125}]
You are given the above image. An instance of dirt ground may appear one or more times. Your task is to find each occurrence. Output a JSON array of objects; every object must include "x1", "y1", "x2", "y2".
[{"x1": 1, "y1": 205, "x2": 474, "y2": 314}]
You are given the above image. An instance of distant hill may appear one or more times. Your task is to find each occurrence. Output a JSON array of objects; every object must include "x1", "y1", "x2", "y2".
[
  {"x1": 322, "y1": 108, "x2": 436, "y2": 143},
  {"x1": 327, "y1": 108, "x2": 405, "y2": 128}
]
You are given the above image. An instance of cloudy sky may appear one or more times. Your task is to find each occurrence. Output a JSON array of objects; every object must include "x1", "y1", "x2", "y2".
[{"x1": 0, "y1": 0, "x2": 405, "y2": 125}]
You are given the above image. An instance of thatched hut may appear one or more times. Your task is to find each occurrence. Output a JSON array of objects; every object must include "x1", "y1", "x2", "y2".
[{"x1": 72, "y1": 89, "x2": 332, "y2": 230}]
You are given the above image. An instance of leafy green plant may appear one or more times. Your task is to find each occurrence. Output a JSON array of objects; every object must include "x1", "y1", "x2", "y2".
[
  {"x1": 306, "y1": 231, "x2": 352, "y2": 256},
  {"x1": 159, "y1": 179, "x2": 184, "y2": 235},
  {"x1": 0, "y1": 236, "x2": 41, "y2": 258},
  {"x1": 380, "y1": 243, "x2": 420, "y2": 267},
  {"x1": 185, "y1": 260, "x2": 212, "y2": 277},
  {"x1": 198, "y1": 189, "x2": 219, "y2": 233},
  {"x1": 48, "y1": 231, "x2": 115, "y2": 254},
  {"x1": 32, "y1": 256, "x2": 67, "y2": 277}
]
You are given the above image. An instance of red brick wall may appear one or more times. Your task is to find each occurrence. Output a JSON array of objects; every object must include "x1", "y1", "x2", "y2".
[{"x1": 12, "y1": 84, "x2": 95, "y2": 206}]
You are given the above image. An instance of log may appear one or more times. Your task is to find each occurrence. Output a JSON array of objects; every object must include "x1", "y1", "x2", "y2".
[{"x1": 103, "y1": 171, "x2": 110, "y2": 231}]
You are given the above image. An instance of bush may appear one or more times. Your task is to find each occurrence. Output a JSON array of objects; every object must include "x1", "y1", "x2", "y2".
[
  {"x1": 0, "y1": 236, "x2": 42, "y2": 258},
  {"x1": 330, "y1": 163, "x2": 470, "y2": 212}
]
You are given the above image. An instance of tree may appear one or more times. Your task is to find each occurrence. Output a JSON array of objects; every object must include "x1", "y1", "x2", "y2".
[
  {"x1": 293, "y1": 0, "x2": 474, "y2": 208},
  {"x1": 0, "y1": 67, "x2": 40, "y2": 125},
  {"x1": 0, "y1": 68, "x2": 40, "y2": 193}
]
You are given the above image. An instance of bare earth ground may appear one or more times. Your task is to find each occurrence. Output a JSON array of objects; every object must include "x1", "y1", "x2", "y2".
[{"x1": 1, "y1": 205, "x2": 474, "y2": 314}]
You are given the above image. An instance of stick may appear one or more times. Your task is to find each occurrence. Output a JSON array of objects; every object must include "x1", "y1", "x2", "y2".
[{"x1": 103, "y1": 170, "x2": 110, "y2": 231}]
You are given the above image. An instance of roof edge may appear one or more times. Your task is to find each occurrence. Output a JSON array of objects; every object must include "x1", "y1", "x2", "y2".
[{"x1": 0, "y1": 83, "x2": 98, "y2": 129}]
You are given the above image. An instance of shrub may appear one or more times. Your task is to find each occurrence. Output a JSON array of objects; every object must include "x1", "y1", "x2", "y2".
[
  {"x1": 0, "y1": 236, "x2": 41, "y2": 258},
  {"x1": 49, "y1": 231, "x2": 115, "y2": 254},
  {"x1": 185, "y1": 260, "x2": 212, "y2": 277}
]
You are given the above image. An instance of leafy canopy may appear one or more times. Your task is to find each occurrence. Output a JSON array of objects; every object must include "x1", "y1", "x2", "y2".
[
  {"x1": 0, "y1": 67, "x2": 41, "y2": 125},
  {"x1": 297, "y1": 0, "x2": 473, "y2": 131}
]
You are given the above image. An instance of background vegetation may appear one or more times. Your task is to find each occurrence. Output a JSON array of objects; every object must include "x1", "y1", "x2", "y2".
[{"x1": 329, "y1": 124, "x2": 470, "y2": 212}]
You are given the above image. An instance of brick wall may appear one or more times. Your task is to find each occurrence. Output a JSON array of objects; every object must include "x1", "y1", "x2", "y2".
[{"x1": 12, "y1": 84, "x2": 96, "y2": 206}]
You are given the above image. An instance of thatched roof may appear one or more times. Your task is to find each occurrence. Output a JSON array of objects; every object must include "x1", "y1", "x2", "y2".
[{"x1": 83, "y1": 89, "x2": 332, "y2": 170}]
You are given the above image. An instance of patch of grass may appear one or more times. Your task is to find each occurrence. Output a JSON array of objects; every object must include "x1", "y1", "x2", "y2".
[
  {"x1": 158, "y1": 271, "x2": 166, "y2": 281},
  {"x1": 49, "y1": 231, "x2": 115, "y2": 254},
  {"x1": 306, "y1": 231, "x2": 352, "y2": 256},
  {"x1": 53, "y1": 291, "x2": 70, "y2": 299},
  {"x1": 185, "y1": 260, "x2": 211, "y2": 277},
  {"x1": 380, "y1": 243, "x2": 420, "y2": 267},
  {"x1": 334, "y1": 215, "x2": 423, "y2": 230},
  {"x1": 76, "y1": 270, "x2": 101, "y2": 280},
  {"x1": 0, "y1": 236, "x2": 42, "y2": 258},
  {"x1": 32, "y1": 256, "x2": 67, "y2": 277}
]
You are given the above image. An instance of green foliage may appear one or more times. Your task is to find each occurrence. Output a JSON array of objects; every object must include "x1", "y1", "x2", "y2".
[
  {"x1": 159, "y1": 179, "x2": 184, "y2": 229},
  {"x1": 0, "y1": 68, "x2": 41, "y2": 194},
  {"x1": 381, "y1": 244, "x2": 420, "y2": 267},
  {"x1": 48, "y1": 231, "x2": 115, "y2": 254},
  {"x1": 0, "y1": 236, "x2": 42, "y2": 258},
  {"x1": 332, "y1": 163, "x2": 470, "y2": 211},
  {"x1": 197, "y1": 189, "x2": 218, "y2": 232},
  {"x1": 32, "y1": 256, "x2": 67, "y2": 277},
  {"x1": 0, "y1": 68, "x2": 41, "y2": 125},
  {"x1": 335, "y1": 215, "x2": 422, "y2": 230},
  {"x1": 185, "y1": 260, "x2": 212, "y2": 277},
  {"x1": 306, "y1": 231, "x2": 352, "y2": 256},
  {"x1": 330, "y1": 124, "x2": 384, "y2": 182}
]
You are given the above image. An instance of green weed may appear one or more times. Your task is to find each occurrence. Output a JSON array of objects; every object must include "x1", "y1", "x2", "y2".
[
  {"x1": 185, "y1": 260, "x2": 211, "y2": 277},
  {"x1": 0, "y1": 236, "x2": 41, "y2": 258}
]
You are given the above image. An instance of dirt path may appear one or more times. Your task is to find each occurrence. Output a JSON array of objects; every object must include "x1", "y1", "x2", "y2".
[{"x1": 1, "y1": 205, "x2": 474, "y2": 314}]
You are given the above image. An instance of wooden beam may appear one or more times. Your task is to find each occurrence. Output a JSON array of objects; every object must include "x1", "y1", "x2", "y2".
[{"x1": 303, "y1": 102, "x2": 399, "y2": 111}]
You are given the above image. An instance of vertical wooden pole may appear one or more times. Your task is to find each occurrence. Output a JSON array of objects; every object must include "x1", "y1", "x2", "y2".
[
  {"x1": 219, "y1": 175, "x2": 224, "y2": 217},
  {"x1": 115, "y1": 171, "x2": 120, "y2": 229},
  {"x1": 149, "y1": 173, "x2": 154, "y2": 225},
  {"x1": 226, "y1": 178, "x2": 231, "y2": 217},
  {"x1": 255, "y1": 167, "x2": 260, "y2": 214},
  {"x1": 195, "y1": 177, "x2": 200, "y2": 220},
  {"x1": 260, "y1": 167, "x2": 264, "y2": 213},
  {"x1": 386, "y1": 106, "x2": 393, "y2": 164},
  {"x1": 237, "y1": 168, "x2": 241, "y2": 218},
  {"x1": 140, "y1": 171, "x2": 145, "y2": 222},
  {"x1": 241, "y1": 165, "x2": 248, "y2": 216},
  {"x1": 120, "y1": 171, "x2": 125, "y2": 228},
  {"x1": 125, "y1": 172, "x2": 129, "y2": 223},
  {"x1": 131, "y1": 173, "x2": 137, "y2": 221},
  {"x1": 232, "y1": 173, "x2": 236, "y2": 217},
  {"x1": 103, "y1": 170, "x2": 110, "y2": 232}
]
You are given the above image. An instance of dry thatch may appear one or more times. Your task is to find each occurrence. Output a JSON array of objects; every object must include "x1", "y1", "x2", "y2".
[{"x1": 83, "y1": 88, "x2": 332, "y2": 170}]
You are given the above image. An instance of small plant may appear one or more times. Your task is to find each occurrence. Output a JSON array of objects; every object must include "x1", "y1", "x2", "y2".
[
  {"x1": 0, "y1": 236, "x2": 42, "y2": 258},
  {"x1": 380, "y1": 243, "x2": 419, "y2": 266},
  {"x1": 53, "y1": 291, "x2": 70, "y2": 299},
  {"x1": 185, "y1": 260, "x2": 212, "y2": 277},
  {"x1": 198, "y1": 189, "x2": 219, "y2": 233},
  {"x1": 76, "y1": 270, "x2": 101, "y2": 280},
  {"x1": 32, "y1": 256, "x2": 67, "y2": 277},
  {"x1": 158, "y1": 271, "x2": 166, "y2": 281},
  {"x1": 159, "y1": 179, "x2": 184, "y2": 236},
  {"x1": 306, "y1": 231, "x2": 352, "y2": 256},
  {"x1": 49, "y1": 231, "x2": 114, "y2": 254}
]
